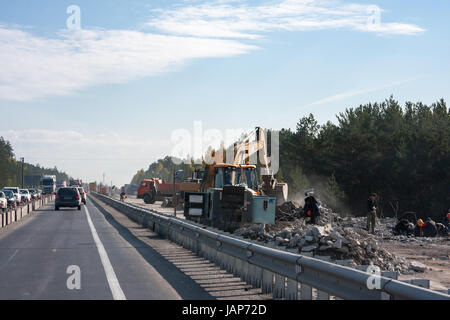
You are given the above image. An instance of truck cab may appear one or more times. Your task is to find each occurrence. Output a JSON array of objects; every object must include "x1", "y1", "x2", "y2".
[{"x1": 42, "y1": 175, "x2": 56, "y2": 194}]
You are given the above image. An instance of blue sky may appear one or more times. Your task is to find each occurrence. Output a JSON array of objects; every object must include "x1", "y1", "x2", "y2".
[{"x1": 0, "y1": 0, "x2": 449, "y2": 186}]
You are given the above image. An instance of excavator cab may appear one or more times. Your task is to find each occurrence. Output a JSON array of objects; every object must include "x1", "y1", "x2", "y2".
[
  {"x1": 236, "y1": 165, "x2": 259, "y2": 192},
  {"x1": 214, "y1": 165, "x2": 237, "y2": 188}
]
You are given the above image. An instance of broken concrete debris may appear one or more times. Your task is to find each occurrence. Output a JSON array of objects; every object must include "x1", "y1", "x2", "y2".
[{"x1": 234, "y1": 203, "x2": 447, "y2": 275}]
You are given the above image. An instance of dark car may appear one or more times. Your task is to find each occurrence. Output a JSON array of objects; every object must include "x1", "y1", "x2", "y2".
[{"x1": 55, "y1": 187, "x2": 82, "y2": 211}]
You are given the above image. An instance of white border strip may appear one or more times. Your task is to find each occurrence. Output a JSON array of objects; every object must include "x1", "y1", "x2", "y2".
[{"x1": 85, "y1": 205, "x2": 126, "y2": 300}]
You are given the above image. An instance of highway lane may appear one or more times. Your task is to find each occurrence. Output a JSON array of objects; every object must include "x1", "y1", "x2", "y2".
[{"x1": 0, "y1": 199, "x2": 183, "y2": 300}]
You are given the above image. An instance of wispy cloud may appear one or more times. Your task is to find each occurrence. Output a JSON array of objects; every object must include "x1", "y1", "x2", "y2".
[
  {"x1": 146, "y1": 0, "x2": 425, "y2": 38},
  {"x1": 0, "y1": 0, "x2": 424, "y2": 102},
  {"x1": 306, "y1": 78, "x2": 418, "y2": 107},
  {"x1": 0, "y1": 27, "x2": 256, "y2": 101}
]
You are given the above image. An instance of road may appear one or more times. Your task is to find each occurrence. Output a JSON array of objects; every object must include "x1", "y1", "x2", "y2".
[
  {"x1": 0, "y1": 199, "x2": 184, "y2": 300},
  {"x1": 0, "y1": 197, "x2": 269, "y2": 300}
]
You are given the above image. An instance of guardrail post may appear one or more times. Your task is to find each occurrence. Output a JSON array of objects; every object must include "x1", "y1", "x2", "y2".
[
  {"x1": 317, "y1": 290, "x2": 330, "y2": 300},
  {"x1": 300, "y1": 283, "x2": 313, "y2": 300},
  {"x1": 234, "y1": 258, "x2": 243, "y2": 278},
  {"x1": 241, "y1": 260, "x2": 249, "y2": 284},
  {"x1": 224, "y1": 254, "x2": 234, "y2": 274},
  {"x1": 248, "y1": 263, "x2": 256, "y2": 286},
  {"x1": 286, "y1": 278, "x2": 298, "y2": 300},
  {"x1": 262, "y1": 269, "x2": 274, "y2": 293},
  {"x1": 273, "y1": 274, "x2": 285, "y2": 299}
]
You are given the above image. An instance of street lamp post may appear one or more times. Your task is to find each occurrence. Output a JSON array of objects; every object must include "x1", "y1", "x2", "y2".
[
  {"x1": 173, "y1": 164, "x2": 176, "y2": 217},
  {"x1": 20, "y1": 157, "x2": 24, "y2": 188}
]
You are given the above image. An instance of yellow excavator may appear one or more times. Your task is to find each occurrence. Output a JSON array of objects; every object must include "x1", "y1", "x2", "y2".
[{"x1": 183, "y1": 127, "x2": 288, "y2": 231}]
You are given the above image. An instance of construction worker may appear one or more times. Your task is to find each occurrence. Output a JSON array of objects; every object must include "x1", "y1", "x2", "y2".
[
  {"x1": 366, "y1": 193, "x2": 377, "y2": 234},
  {"x1": 393, "y1": 219, "x2": 415, "y2": 236},
  {"x1": 414, "y1": 217, "x2": 437, "y2": 237},
  {"x1": 436, "y1": 222, "x2": 448, "y2": 237},
  {"x1": 415, "y1": 219, "x2": 425, "y2": 237},
  {"x1": 443, "y1": 211, "x2": 450, "y2": 229},
  {"x1": 120, "y1": 188, "x2": 127, "y2": 202},
  {"x1": 303, "y1": 190, "x2": 320, "y2": 224}
]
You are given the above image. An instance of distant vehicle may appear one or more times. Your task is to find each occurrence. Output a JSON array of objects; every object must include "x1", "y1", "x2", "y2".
[
  {"x1": 76, "y1": 187, "x2": 87, "y2": 204},
  {"x1": 3, "y1": 187, "x2": 21, "y2": 205},
  {"x1": 2, "y1": 190, "x2": 16, "y2": 208},
  {"x1": 28, "y1": 188, "x2": 38, "y2": 200},
  {"x1": 42, "y1": 175, "x2": 57, "y2": 194},
  {"x1": 56, "y1": 181, "x2": 67, "y2": 189},
  {"x1": 124, "y1": 184, "x2": 138, "y2": 196},
  {"x1": 55, "y1": 187, "x2": 81, "y2": 211},
  {"x1": 88, "y1": 182, "x2": 97, "y2": 193},
  {"x1": 20, "y1": 189, "x2": 31, "y2": 202},
  {"x1": 0, "y1": 192, "x2": 7, "y2": 212},
  {"x1": 69, "y1": 179, "x2": 82, "y2": 187},
  {"x1": 138, "y1": 178, "x2": 181, "y2": 204}
]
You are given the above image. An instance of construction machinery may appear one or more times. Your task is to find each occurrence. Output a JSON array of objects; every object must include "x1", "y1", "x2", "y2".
[
  {"x1": 138, "y1": 169, "x2": 205, "y2": 205},
  {"x1": 88, "y1": 182, "x2": 97, "y2": 193},
  {"x1": 183, "y1": 127, "x2": 288, "y2": 231},
  {"x1": 233, "y1": 127, "x2": 288, "y2": 205},
  {"x1": 138, "y1": 178, "x2": 179, "y2": 204}
]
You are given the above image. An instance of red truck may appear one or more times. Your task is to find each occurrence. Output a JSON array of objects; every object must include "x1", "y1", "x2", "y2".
[{"x1": 137, "y1": 178, "x2": 180, "y2": 204}]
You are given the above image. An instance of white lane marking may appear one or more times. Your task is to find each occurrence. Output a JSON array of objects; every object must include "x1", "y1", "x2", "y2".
[
  {"x1": 7, "y1": 249, "x2": 19, "y2": 263},
  {"x1": 84, "y1": 205, "x2": 126, "y2": 300},
  {"x1": 0, "y1": 249, "x2": 19, "y2": 269}
]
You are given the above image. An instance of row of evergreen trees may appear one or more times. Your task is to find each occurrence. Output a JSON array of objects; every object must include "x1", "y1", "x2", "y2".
[
  {"x1": 277, "y1": 97, "x2": 449, "y2": 219},
  {"x1": 131, "y1": 156, "x2": 204, "y2": 185},
  {"x1": 0, "y1": 137, "x2": 71, "y2": 188}
]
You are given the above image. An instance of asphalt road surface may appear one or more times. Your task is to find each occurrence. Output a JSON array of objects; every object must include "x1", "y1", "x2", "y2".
[
  {"x1": 0, "y1": 197, "x2": 269, "y2": 300},
  {"x1": 0, "y1": 199, "x2": 185, "y2": 300}
]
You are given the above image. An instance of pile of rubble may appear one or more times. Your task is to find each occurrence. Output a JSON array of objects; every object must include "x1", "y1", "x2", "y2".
[
  {"x1": 234, "y1": 204, "x2": 420, "y2": 274},
  {"x1": 275, "y1": 201, "x2": 303, "y2": 221}
]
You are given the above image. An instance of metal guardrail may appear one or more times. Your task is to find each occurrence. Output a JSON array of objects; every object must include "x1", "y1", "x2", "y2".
[
  {"x1": 0, "y1": 195, "x2": 54, "y2": 228},
  {"x1": 92, "y1": 192, "x2": 450, "y2": 300}
]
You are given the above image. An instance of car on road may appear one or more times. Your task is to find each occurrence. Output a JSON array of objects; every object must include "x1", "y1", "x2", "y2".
[
  {"x1": 3, "y1": 187, "x2": 21, "y2": 205},
  {"x1": 0, "y1": 192, "x2": 7, "y2": 212},
  {"x1": 29, "y1": 188, "x2": 39, "y2": 200},
  {"x1": 76, "y1": 187, "x2": 87, "y2": 204},
  {"x1": 2, "y1": 190, "x2": 16, "y2": 208},
  {"x1": 55, "y1": 187, "x2": 81, "y2": 211},
  {"x1": 20, "y1": 189, "x2": 32, "y2": 203}
]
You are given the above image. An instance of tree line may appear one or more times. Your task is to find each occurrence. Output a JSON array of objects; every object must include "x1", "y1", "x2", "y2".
[
  {"x1": 131, "y1": 97, "x2": 449, "y2": 220},
  {"x1": 131, "y1": 156, "x2": 204, "y2": 185},
  {"x1": 277, "y1": 96, "x2": 449, "y2": 220},
  {"x1": 0, "y1": 137, "x2": 71, "y2": 187}
]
